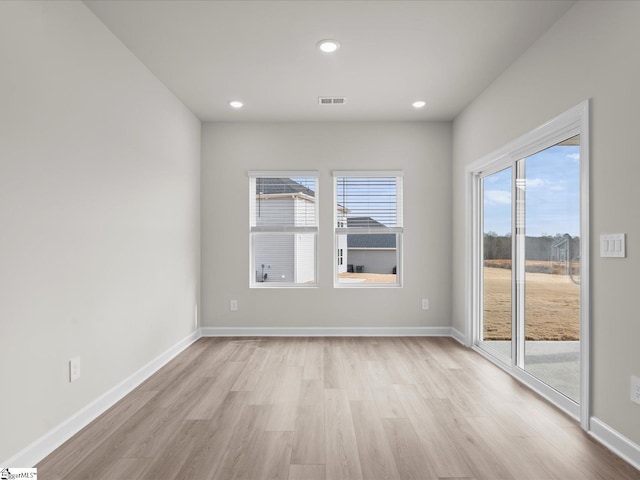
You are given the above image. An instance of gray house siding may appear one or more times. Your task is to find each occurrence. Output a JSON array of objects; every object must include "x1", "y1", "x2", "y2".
[
  {"x1": 254, "y1": 233, "x2": 294, "y2": 283},
  {"x1": 347, "y1": 249, "x2": 396, "y2": 274},
  {"x1": 253, "y1": 195, "x2": 315, "y2": 284},
  {"x1": 345, "y1": 227, "x2": 397, "y2": 275},
  {"x1": 254, "y1": 198, "x2": 295, "y2": 283}
]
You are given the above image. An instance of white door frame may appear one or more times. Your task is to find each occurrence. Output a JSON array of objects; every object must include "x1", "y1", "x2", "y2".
[{"x1": 465, "y1": 100, "x2": 590, "y2": 430}]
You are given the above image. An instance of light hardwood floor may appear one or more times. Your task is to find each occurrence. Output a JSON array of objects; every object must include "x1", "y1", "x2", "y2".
[{"x1": 37, "y1": 337, "x2": 640, "y2": 479}]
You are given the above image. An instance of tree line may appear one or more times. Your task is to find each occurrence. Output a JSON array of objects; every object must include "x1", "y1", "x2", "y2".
[{"x1": 484, "y1": 232, "x2": 580, "y2": 261}]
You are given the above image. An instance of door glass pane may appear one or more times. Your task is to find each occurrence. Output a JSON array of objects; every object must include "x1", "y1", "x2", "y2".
[
  {"x1": 523, "y1": 135, "x2": 581, "y2": 402},
  {"x1": 482, "y1": 167, "x2": 513, "y2": 360}
]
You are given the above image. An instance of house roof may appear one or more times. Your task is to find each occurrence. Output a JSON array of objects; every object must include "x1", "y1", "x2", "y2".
[
  {"x1": 347, "y1": 216, "x2": 386, "y2": 228},
  {"x1": 256, "y1": 178, "x2": 315, "y2": 197},
  {"x1": 551, "y1": 233, "x2": 572, "y2": 249},
  {"x1": 346, "y1": 217, "x2": 396, "y2": 248},
  {"x1": 347, "y1": 234, "x2": 396, "y2": 249}
]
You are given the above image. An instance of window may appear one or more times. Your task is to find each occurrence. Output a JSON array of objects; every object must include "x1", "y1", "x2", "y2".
[
  {"x1": 333, "y1": 171, "x2": 403, "y2": 287},
  {"x1": 249, "y1": 171, "x2": 319, "y2": 287}
]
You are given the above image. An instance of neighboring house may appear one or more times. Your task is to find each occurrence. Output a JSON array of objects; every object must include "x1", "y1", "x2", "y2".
[
  {"x1": 254, "y1": 180, "x2": 395, "y2": 281},
  {"x1": 254, "y1": 178, "x2": 316, "y2": 283},
  {"x1": 551, "y1": 235, "x2": 569, "y2": 263},
  {"x1": 550, "y1": 233, "x2": 580, "y2": 278},
  {"x1": 346, "y1": 217, "x2": 397, "y2": 274}
]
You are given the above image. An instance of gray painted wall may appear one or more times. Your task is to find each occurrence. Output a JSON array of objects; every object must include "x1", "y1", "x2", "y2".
[
  {"x1": 452, "y1": 1, "x2": 640, "y2": 446},
  {"x1": 202, "y1": 122, "x2": 452, "y2": 327},
  {"x1": 0, "y1": 1, "x2": 201, "y2": 462}
]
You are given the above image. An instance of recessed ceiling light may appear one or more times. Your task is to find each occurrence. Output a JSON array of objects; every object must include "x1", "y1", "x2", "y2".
[
  {"x1": 229, "y1": 100, "x2": 244, "y2": 109},
  {"x1": 412, "y1": 100, "x2": 427, "y2": 109},
  {"x1": 317, "y1": 39, "x2": 340, "y2": 53}
]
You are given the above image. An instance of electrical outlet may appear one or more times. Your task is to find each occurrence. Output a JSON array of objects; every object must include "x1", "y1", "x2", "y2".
[
  {"x1": 631, "y1": 376, "x2": 640, "y2": 405},
  {"x1": 421, "y1": 298, "x2": 429, "y2": 310},
  {"x1": 69, "y1": 357, "x2": 81, "y2": 382},
  {"x1": 230, "y1": 299, "x2": 238, "y2": 311}
]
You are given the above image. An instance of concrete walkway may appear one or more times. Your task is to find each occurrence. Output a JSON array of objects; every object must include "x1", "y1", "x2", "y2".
[{"x1": 484, "y1": 340, "x2": 580, "y2": 402}]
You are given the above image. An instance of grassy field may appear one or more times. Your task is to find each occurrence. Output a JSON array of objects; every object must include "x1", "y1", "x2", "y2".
[{"x1": 483, "y1": 265, "x2": 580, "y2": 341}]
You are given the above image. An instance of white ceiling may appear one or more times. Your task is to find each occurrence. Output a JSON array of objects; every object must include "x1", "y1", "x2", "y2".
[{"x1": 84, "y1": 0, "x2": 574, "y2": 122}]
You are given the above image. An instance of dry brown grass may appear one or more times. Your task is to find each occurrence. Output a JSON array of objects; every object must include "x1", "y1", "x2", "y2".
[
  {"x1": 483, "y1": 266, "x2": 580, "y2": 341},
  {"x1": 484, "y1": 259, "x2": 580, "y2": 275},
  {"x1": 338, "y1": 272, "x2": 397, "y2": 283},
  {"x1": 339, "y1": 265, "x2": 579, "y2": 340}
]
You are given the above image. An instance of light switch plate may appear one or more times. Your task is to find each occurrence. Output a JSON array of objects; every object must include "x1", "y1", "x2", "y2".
[
  {"x1": 600, "y1": 233, "x2": 625, "y2": 258},
  {"x1": 631, "y1": 376, "x2": 640, "y2": 405},
  {"x1": 69, "y1": 357, "x2": 81, "y2": 382}
]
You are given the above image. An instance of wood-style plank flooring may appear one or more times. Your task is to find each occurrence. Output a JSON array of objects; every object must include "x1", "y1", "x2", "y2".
[{"x1": 37, "y1": 337, "x2": 640, "y2": 479}]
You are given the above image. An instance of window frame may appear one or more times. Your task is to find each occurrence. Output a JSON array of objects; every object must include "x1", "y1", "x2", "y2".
[
  {"x1": 249, "y1": 171, "x2": 320, "y2": 288},
  {"x1": 332, "y1": 170, "x2": 404, "y2": 288}
]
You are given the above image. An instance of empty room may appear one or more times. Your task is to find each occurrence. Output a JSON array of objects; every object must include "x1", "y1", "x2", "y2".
[{"x1": 1, "y1": 1, "x2": 639, "y2": 479}]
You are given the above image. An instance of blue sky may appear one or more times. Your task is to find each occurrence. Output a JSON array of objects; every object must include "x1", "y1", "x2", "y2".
[{"x1": 483, "y1": 144, "x2": 580, "y2": 237}]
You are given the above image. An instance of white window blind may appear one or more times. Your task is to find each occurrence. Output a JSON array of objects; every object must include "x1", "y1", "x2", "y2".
[
  {"x1": 249, "y1": 172, "x2": 319, "y2": 286},
  {"x1": 334, "y1": 173, "x2": 403, "y2": 234}
]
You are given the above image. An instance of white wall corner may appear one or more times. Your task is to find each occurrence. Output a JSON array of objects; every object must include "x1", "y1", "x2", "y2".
[
  {"x1": 589, "y1": 417, "x2": 640, "y2": 472},
  {"x1": 450, "y1": 327, "x2": 467, "y2": 346},
  {"x1": 1, "y1": 329, "x2": 202, "y2": 468}
]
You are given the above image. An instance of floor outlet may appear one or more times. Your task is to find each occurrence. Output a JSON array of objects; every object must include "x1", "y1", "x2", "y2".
[
  {"x1": 632, "y1": 376, "x2": 640, "y2": 405},
  {"x1": 69, "y1": 357, "x2": 81, "y2": 382}
]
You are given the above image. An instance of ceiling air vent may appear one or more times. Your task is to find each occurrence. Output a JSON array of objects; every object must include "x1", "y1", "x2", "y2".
[{"x1": 318, "y1": 96, "x2": 346, "y2": 105}]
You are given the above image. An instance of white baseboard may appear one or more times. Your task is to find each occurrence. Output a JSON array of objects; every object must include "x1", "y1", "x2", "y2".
[
  {"x1": 2, "y1": 329, "x2": 201, "y2": 468},
  {"x1": 589, "y1": 417, "x2": 640, "y2": 472},
  {"x1": 450, "y1": 327, "x2": 467, "y2": 345},
  {"x1": 200, "y1": 326, "x2": 454, "y2": 337}
]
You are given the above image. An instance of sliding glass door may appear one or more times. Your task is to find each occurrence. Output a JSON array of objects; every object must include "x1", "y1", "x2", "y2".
[
  {"x1": 474, "y1": 111, "x2": 587, "y2": 422},
  {"x1": 480, "y1": 166, "x2": 513, "y2": 362},
  {"x1": 522, "y1": 136, "x2": 581, "y2": 403}
]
